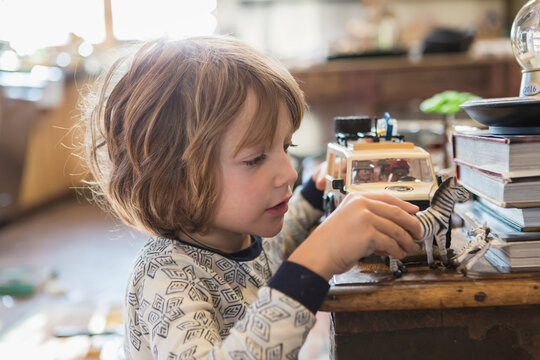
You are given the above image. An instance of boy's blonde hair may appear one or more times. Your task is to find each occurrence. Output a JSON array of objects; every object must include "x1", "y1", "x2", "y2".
[{"x1": 81, "y1": 36, "x2": 305, "y2": 238}]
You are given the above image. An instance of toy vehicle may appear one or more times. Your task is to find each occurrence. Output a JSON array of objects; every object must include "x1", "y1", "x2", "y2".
[{"x1": 324, "y1": 116, "x2": 438, "y2": 216}]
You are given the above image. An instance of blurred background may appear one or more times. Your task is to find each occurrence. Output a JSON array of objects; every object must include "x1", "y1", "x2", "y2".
[{"x1": 0, "y1": 0, "x2": 528, "y2": 358}]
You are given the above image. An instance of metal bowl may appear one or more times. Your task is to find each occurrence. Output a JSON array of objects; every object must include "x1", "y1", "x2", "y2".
[
  {"x1": 460, "y1": 96, "x2": 540, "y2": 134},
  {"x1": 460, "y1": 96, "x2": 540, "y2": 127}
]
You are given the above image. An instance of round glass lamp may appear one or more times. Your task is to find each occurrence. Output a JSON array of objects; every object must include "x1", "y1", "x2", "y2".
[{"x1": 511, "y1": 0, "x2": 540, "y2": 96}]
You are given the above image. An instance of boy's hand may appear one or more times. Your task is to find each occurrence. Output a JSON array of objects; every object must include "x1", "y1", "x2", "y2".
[
  {"x1": 311, "y1": 161, "x2": 327, "y2": 190},
  {"x1": 289, "y1": 192, "x2": 422, "y2": 281}
]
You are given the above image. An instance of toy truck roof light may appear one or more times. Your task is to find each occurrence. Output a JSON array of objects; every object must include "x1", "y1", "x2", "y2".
[{"x1": 345, "y1": 141, "x2": 414, "y2": 152}]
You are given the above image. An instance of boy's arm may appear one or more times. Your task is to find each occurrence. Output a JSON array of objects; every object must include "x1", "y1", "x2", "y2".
[
  {"x1": 266, "y1": 260, "x2": 330, "y2": 314},
  {"x1": 125, "y1": 256, "x2": 324, "y2": 360},
  {"x1": 277, "y1": 168, "x2": 421, "y2": 282},
  {"x1": 289, "y1": 191, "x2": 422, "y2": 281},
  {"x1": 278, "y1": 178, "x2": 325, "y2": 259}
]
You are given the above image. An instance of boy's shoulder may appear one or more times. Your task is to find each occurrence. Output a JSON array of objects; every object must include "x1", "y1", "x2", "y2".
[
  {"x1": 136, "y1": 237, "x2": 180, "y2": 262},
  {"x1": 129, "y1": 237, "x2": 217, "y2": 289},
  {"x1": 133, "y1": 237, "x2": 236, "y2": 274},
  {"x1": 131, "y1": 237, "x2": 194, "y2": 273}
]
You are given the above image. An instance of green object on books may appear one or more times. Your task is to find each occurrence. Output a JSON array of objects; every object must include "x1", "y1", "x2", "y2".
[
  {"x1": 420, "y1": 90, "x2": 481, "y2": 115},
  {"x1": 0, "y1": 267, "x2": 36, "y2": 297}
]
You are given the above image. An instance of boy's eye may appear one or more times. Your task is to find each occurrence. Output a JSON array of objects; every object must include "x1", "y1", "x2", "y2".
[
  {"x1": 284, "y1": 143, "x2": 297, "y2": 153},
  {"x1": 244, "y1": 154, "x2": 267, "y2": 166}
]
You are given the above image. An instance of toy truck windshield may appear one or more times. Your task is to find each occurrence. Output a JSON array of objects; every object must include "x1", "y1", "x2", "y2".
[{"x1": 351, "y1": 158, "x2": 434, "y2": 185}]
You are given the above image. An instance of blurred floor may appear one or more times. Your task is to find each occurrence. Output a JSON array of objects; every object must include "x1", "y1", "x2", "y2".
[
  {"x1": 0, "y1": 194, "x2": 148, "y2": 360},
  {"x1": 0, "y1": 195, "x2": 331, "y2": 359}
]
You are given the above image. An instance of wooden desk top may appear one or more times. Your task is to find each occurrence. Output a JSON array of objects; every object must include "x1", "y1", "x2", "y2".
[{"x1": 321, "y1": 230, "x2": 540, "y2": 313}]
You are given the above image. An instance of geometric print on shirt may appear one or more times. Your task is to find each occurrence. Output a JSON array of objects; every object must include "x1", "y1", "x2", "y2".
[{"x1": 124, "y1": 186, "x2": 324, "y2": 360}]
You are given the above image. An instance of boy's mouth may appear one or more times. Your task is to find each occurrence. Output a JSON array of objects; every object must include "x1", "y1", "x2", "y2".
[{"x1": 266, "y1": 197, "x2": 291, "y2": 216}]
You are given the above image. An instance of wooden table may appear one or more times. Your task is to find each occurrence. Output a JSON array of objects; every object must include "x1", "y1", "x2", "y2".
[{"x1": 321, "y1": 230, "x2": 540, "y2": 360}]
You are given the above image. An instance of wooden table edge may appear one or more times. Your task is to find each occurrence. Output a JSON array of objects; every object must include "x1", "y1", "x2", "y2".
[{"x1": 321, "y1": 276, "x2": 540, "y2": 312}]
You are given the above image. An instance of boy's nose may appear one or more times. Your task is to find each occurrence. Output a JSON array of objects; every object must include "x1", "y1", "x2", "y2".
[{"x1": 275, "y1": 154, "x2": 298, "y2": 188}]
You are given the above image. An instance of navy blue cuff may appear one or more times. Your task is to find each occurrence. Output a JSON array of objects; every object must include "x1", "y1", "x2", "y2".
[
  {"x1": 267, "y1": 260, "x2": 330, "y2": 314},
  {"x1": 300, "y1": 178, "x2": 324, "y2": 211}
]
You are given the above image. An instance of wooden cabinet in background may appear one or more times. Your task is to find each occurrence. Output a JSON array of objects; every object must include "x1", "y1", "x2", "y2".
[
  {"x1": 291, "y1": 53, "x2": 521, "y2": 119},
  {"x1": 0, "y1": 77, "x2": 86, "y2": 222},
  {"x1": 18, "y1": 79, "x2": 86, "y2": 211}
]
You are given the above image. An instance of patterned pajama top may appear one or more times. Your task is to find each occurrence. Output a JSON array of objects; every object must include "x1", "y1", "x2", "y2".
[{"x1": 124, "y1": 179, "x2": 329, "y2": 359}]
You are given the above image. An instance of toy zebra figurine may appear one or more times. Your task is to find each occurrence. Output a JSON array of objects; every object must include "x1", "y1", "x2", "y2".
[
  {"x1": 417, "y1": 176, "x2": 470, "y2": 268},
  {"x1": 389, "y1": 176, "x2": 470, "y2": 277}
]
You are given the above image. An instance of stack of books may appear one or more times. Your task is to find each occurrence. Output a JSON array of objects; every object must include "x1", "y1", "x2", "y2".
[{"x1": 452, "y1": 129, "x2": 540, "y2": 272}]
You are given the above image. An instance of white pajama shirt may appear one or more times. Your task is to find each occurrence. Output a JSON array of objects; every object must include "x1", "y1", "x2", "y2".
[{"x1": 123, "y1": 180, "x2": 328, "y2": 360}]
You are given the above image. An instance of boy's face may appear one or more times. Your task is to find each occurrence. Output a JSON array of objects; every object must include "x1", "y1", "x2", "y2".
[{"x1": 213, "y1": 91, "x2": 298, "y2": 243}]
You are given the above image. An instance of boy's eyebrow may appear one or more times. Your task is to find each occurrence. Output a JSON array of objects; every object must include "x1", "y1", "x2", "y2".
[
  {"x1": 237, "y1": 143, "x2": 265, "y2": 155},
  {"x1": 286, "y1": 129, "x2": 296, "y2": 142}
]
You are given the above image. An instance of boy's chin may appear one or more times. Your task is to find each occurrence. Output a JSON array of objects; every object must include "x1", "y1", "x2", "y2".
[
  {"x1": 256, "y1": 221, "x2": 284, "y2": 238},
  {"x1": 256, "y1": 228, "x2": 281, "y2": 238}
]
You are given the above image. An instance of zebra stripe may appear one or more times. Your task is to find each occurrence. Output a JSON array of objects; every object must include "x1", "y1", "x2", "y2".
[{"x1": 417, "y1": 176, "x2": 469, "y2": 266}]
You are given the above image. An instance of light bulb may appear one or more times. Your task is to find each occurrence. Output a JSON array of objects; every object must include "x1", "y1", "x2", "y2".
[{"x1": 511, "y1": 0, "x2": 540, "y2": 96}]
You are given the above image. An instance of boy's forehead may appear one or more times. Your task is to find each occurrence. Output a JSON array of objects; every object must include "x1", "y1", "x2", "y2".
[
  {"x1": 232, "y1": 91, "x2": 259, "y2": 129},
  {"x1": 227, "y1": 91, "x2": 292, "y2": 152}
]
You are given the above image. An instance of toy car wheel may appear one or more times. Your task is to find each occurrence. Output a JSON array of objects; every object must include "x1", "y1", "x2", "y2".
[{"x1": 325, "y1": 192, "x2": 336, "y2": 217}]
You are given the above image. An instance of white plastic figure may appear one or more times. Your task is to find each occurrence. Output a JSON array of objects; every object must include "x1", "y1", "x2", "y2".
[{"x1": 450, "y1": 222, "x2": 507, "y2": 275}]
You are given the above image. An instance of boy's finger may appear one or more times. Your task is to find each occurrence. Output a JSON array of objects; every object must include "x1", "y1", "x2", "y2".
[
  {"x1": 362, "y1": 192, "x2": 419, "y2": 214},
  {"x1": 313, "y1": 162, "x2": 328, "y2": 190},
  {"x1": 365, "y1": 200, "x2": 423, "y2": 240},
  {"x1": 371, "y1": 214, "x2": 416, "y2": 253},
  {"x1": 314, "y1": 173, "x2": 326, "y2": 190},
  {"x1": 371, "y1": 232, "x2": 409, "y2": 259}
]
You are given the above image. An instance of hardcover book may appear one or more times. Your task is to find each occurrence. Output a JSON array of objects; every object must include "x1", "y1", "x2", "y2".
[
  {"x1": 476, "y1": 196, "x2": 540, "y2": 232},
  {"x1": 455, "y1": 160, "x2": 540, "y2": 208},
  {"x1": 452, "y1": 130, "x2": 540, "y2": 177},
  {"x1": 481, "y1": 240, "x2": 540, "y2": 272}
]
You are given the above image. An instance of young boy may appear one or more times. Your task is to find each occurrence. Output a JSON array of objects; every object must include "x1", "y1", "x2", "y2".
[{"x1": 81, "y1": 36, "x2": 421, "y2": 359}]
